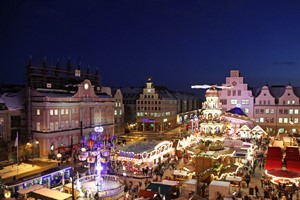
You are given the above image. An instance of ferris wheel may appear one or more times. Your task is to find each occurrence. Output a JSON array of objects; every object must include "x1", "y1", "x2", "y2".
[{"x1": 191, "y1": 84, "x2": 232, "y2": 89}]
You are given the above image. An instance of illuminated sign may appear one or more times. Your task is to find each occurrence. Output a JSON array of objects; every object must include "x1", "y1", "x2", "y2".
[{"x1": 94, "y1": 126, "x2": 104, "y2": 133}]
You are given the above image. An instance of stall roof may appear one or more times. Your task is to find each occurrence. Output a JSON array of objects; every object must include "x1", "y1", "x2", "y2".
[
  {"x1": 30, "y1": 188, "x2": 72, "y2": 200},
  {"x1": 18, "y1": 184, "x2": 43, "y2": 194},
  {"x1": 209, "y1": 180, "x2": 230, "y2": 187},
  {"x1": 118, "y1": 140, "x2": 169, "y2": 154},
  {"x1": 173, "y1": 170, "x2": 188, "y2": 176}
]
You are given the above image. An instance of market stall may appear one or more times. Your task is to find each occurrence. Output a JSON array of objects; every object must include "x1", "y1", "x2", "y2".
[{"x1": 116, "y1": 140, "x2": 173, "y2": 173}]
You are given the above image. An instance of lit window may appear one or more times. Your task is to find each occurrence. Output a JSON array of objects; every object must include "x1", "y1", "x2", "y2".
[
  {"x1": 242, "y1": 99, "x2": 249, "y2": 105},
  {"x1": 114, "y1": 110, "x2": 117, "y2": 115},
  {"x1": 278, "y1": 118, "x2": 283, "y2": 123},
  {"x1": 244, "y1": 108, "x2": 249, "y2": 114},
  {"x1": 265, "y1": 109, "x2": 269, "y2": 114},
  {"x1": 283, "y1": 118, "x2": 288, "y2": 123},
  {"x1": 66, "y1": 109, "x2": 69, "y2": 115},
  {"x1": 36, "y1": 122, "x2": 40, "y2": 131},
  {"x1": 259, "y1": 118, "x2": 264, "y2": 123},
  {"x1": 54, "y1": 109, "x2": 58, "y2": 115},
  {"x1": 287, "y1": 100, "x2": 290, "y2": 105},
  {"x1": 50, "y1": 110, "x2": 54, "y2": 115},
  {"x1": 292, "y1": 100, "x2": 295, "y2": 104},
  {"x1": 289, "y1": 109, "x2": 294, "y2": 114},
  {"x1": 37, "y1": 109, "x2": 40, "y2": 116},
  {"x1": 119, "y1": 103, "x2": 121, "y2": 107},
  {"x1": 294, "y1": 118, "x2": 298, "y2": 123},
  {"x1": 255, "y1": 118, "x2": 259, "y2": 122},
  {"x1": 120, "y1": 110, "x2": 122, "y2": 115},
  {"x1": 61, "y1": 109, "x2": 64, "y2": 115},
  {"x1": 231, "y1": 99, "x2": 238, "y2": 105},
  {"x1": 295, "y1": 109, "x2": 299, "y2": 114},
  {"x1": 115, "y1": 102, "x2": 118, "y2": 107},
  {"x1": 270, "y1": 109, "x2": 274, "y2": 114}
]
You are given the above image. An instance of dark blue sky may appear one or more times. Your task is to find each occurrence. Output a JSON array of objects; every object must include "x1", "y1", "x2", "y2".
[{"x1": 1, "y1": 0, "x2": 300, "y2": 93}]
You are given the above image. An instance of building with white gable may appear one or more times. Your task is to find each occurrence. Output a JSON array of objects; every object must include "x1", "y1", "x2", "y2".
[{"x1": 218, "y1": 70, "x2": 254, "y2": 118}]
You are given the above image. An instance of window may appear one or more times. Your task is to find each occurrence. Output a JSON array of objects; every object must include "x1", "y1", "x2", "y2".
[
  {"x1": 283, "y1": 118, "x2": 288, "y2": 123},
  {"x1": 120, "y1": 110, "x2": 122, "y2": 115},
  {"x1": 115, "y1": 102, "x2": 118, "y2": 107},
  {"x1": 66, "y1": 109, "x2": 69, "y2": 115},
  {"x1": 238, "y1": 90, "x2": 241, "y2": 96},
  {"x1": 242, "y1": 99, "x2": 249, "y2": 105},
  {"x1": 268, "y1": 100, "x2": 271, "y2": 105},
  {"x1": 231, "y1": 99, "x2": 238, "y2": 105},
  {"x1": 279, "y1": 109, "x2": 283, "y2": 114},
  {"x1": 255, "y1": 109, "x2": 259, "y2": 114},
  {"x1": 259, "y1": 100, "x2": 262, "y2": 105},
  {"x1": 227, "y1": 90, "x2": 231, "y2": 96},
  {"x1": 284, "y1": 109, "x2": 288, "y2": 114},
  {"x1": 278, "y1": 118, "x2": 283, "y2": 123},
  {"x1": 61, "y1": 109, "x2": 64, "y2": 115},
  {"x1": 37, "y1": 109, "x2": 40, "y2": 116},
  {"x1": 283, "y1": 100, "x2": 286, "y2": 105},
  {"x1": 260, "y1": 118, "x2": 264, "y2": 123},
  {"x1": 49, "y1": 122, "x2": 54, "y2": 131},
  {"x1": 55, "y1": 122, "x2": 59, "y2": 130},
  {"x1": 292, "y1": 100, "x2": 295, "y2": 104},
  {"x1": 270, "y1": 109, "x2": 274, "y2": 114},
  {"x1": 232, "y1": 90, "x2": 236, "y2": 96},
  {"x1": 220, "y1": 99, "x2": 227, "y2": 105},
  {"x1": 244, "y1": 108, "x2": 249, "y2": 114},
  {"x1": 263, "y1": 100, "x2": 266, "y2": 105},
  {"x1": 114, "y1": 110, "x2": 117, "y2": 115},
  {"x1": 260, "y1": 109, "x2": 264, "y2": 114},
  {"x1": 54, "y1": 109, "x2": 58, "y2": 115},
  {"x1": 287, "y1": 100, "x2": 290, "y2": 105},
  {"x1": 289, "y1": 109, "x2": 294, "y2": 114},
  {"x1": 265, "y1": 109, "x2": 269, "y2": 114},
  {"x1": 50, "y1": 109, "x2": 54, "y2": 115},
  {"x1": 36, "y1": 122, "x2": 40, "y2": 131},
  {"x1": 294, "y1": 118, "x2": 299, "y2": 123}
]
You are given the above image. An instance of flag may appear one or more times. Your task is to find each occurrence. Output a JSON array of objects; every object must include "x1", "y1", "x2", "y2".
[{"x1": 14, "y1": 132, "x2": 18, "y2": 147}]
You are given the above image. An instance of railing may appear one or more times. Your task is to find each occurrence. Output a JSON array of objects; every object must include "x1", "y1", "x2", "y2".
[{"x1": 77, "y1": 174, "x2": 123, "y2": 198}]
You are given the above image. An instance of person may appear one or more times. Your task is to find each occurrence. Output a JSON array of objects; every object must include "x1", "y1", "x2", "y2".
[
  {"x1": 245, "y1": 174, "x2": 250, "y2": 188},
  {"x1": 255, "y1": 185, "x2": 259, "y2": 197}
]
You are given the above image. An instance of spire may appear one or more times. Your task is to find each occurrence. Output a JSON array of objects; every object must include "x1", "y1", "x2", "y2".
[
  {"x1": 43, "y1": 57, "x2": 47, "y2": 68},
  {"x1": 67, "y1": 57, "x2": 72, "y2": 72},
  {"x1": 86, "y1": 65, "x2": 90, "y2": 79},
  {"x1": 55, "y1": 58, "x2": 60, "y2": 77}
]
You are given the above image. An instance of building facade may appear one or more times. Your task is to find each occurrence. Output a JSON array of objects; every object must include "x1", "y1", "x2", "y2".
[
  {"x1": 136, "y1": 78, "x2": 200, "y2": 132},
  {"x1": 0, "y1": 86, "x2": 27, "y2": 162},
  {"x1": 218, "y1": 70, "x2": 254, "y2": 118},
  {"x1": 254, "y1": 85, "x2": 300, "y2": 135},
  {"x1": 27, "y1": 58, "x2": 115, "y2": 157},
  {"x1": 219, "y1": 70, "x2": 300, "y2": 135},
  {"x1": 113, "y1": 88, "x2": 125, "y2": 136}
]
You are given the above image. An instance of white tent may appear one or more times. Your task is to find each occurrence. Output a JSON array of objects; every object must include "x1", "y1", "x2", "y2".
[{"x1": 251, "y1": 125, "x2": 267, "y2": 138}]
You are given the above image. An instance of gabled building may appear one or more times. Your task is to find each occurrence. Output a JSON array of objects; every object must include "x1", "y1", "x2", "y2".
[
  {"x1": 218, "y1": 70, "x2": 254, "y2": 118},
  {"x1": 136, "y1": 78, "x2": 200, "y2": 132},
  {"x1": 254, "y1": 85, "x2": 300, "y2": 135},
  {"x1": 27, "y1": 58, "x2": 115, "y2": 157}
]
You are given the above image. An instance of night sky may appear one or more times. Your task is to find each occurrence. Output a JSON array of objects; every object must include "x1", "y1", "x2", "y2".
[{"x1": 1, "y1": 0, "x2": 300, "y2": 94}]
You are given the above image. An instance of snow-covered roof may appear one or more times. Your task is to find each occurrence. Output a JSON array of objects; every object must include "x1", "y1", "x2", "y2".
[
  {"x1": 0, "y1": 90, "x2": 25, "y2": 110},
  {"x1": 118, "y1": 140, "x2": 163, "y2": 154}
]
